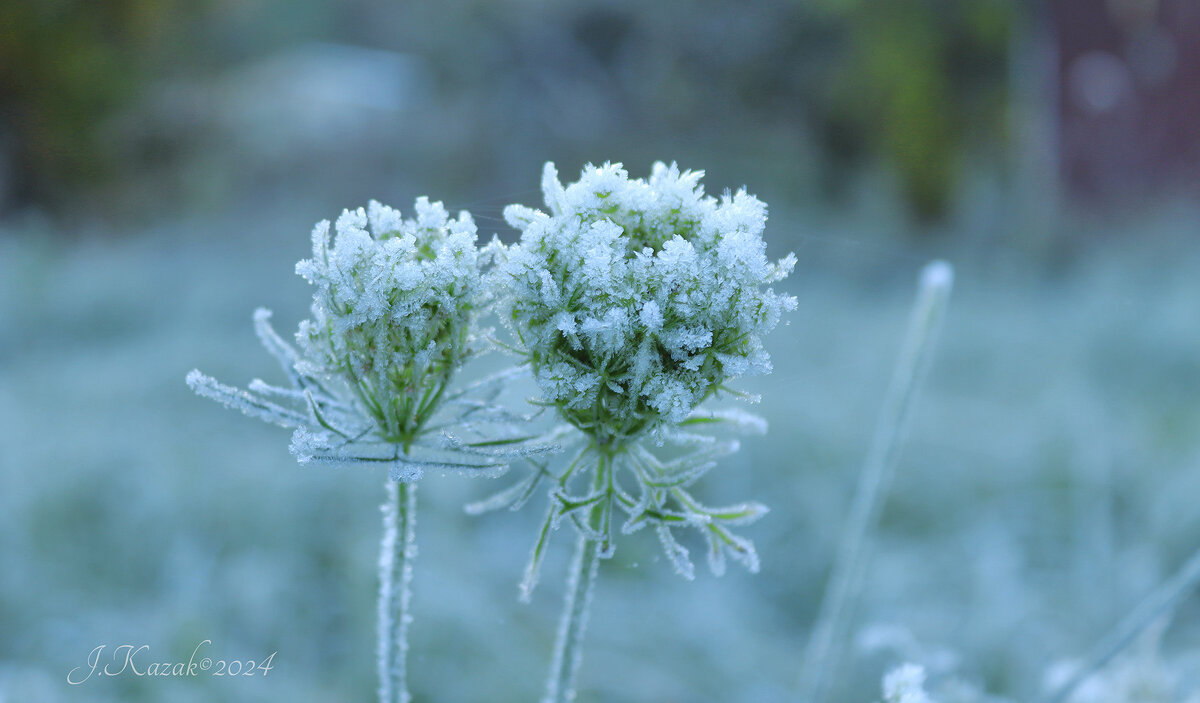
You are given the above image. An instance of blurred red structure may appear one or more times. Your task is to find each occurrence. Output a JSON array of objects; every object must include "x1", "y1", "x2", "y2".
[{"x1": 1051, "y1": 0, "x2": 1200, "y2": 201}]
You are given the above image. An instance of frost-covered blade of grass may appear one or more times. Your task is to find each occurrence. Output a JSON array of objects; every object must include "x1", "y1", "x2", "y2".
[{"x1": 798, "y1": 260, "x2": 954, "y2": 703}]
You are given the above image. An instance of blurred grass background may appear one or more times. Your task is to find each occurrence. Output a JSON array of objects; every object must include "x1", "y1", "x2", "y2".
[{"x1": 2, "y1": 1, "x2": 1199, "y2": 701}]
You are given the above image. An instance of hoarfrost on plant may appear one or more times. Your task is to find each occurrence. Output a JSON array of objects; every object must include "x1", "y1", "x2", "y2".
[{"x1": 497, "y1": 161, "x2": 797, "y2": 441}]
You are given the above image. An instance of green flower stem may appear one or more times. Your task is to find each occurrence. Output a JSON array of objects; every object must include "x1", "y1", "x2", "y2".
[
  {"x1": 543, "y1": 452, "x2": 608, "y2": 703},
  {"x1": 379, "y1": 476, "x2": 417, "y2": 703},
  {"x1": 544, "y1": 534, "x2": 602, "y2": 703}
]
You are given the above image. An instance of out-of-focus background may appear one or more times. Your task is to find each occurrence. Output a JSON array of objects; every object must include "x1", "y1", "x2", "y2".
[{"x1": 2, "y1": 1, "x2": 1199, "y2": 701}]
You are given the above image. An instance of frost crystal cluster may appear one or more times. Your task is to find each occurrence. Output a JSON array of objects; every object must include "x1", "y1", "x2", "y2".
[
  {"x1": 500, "y1": 162, "x2": 797, "y2": 441},
  {"x1": 295, "y1": 199, "x2": 484, "y2": 448},
  {"x1": 881, "y1": 664, "x2": 938, "y2": 703}
]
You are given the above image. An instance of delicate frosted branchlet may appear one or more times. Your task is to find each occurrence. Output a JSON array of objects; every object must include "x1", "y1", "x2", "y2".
[
  {"x1": 189, "y1": 199, "x2": 554, "y2": 703},
  {"x1": 477, "y1": 162, "x2": 795, "y2": 703}
]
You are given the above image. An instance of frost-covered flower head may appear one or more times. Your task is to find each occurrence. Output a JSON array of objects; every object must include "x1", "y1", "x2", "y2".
[
  {"x1": 188, "y1": 197, "x2": 547, "y2": 482},
  {"x1": 295, "y1": 198, "x2": 485, "y2": 445},
  {"x1": 498, "y1": 161, "x2": 797, "y2": 443}
]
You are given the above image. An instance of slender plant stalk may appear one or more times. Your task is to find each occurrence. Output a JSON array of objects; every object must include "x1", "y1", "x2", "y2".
[
  {"x1": 379, "y1": 477, "x2": 418, "y2": 703},
  {"x1": 543, "y1": 452, "x2": 607, "y2": 703},
  {"x1": 1040, "y1": 544, "x2": 1200, "y2": 703},
  {"x1": 798, "y1": 261, "x2": 954, "y2": 703},
  {"x1": 544, "y1": 533, "x2": 602, "y2": 703}
]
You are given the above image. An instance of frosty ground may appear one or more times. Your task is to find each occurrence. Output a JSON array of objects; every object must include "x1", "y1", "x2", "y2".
[{"x1": 2, "y1": 199, "x2": 1198, "y2": 702}]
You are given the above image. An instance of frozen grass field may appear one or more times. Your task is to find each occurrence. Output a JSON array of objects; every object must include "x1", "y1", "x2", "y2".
[{"x1": 3, "y1": 195, "x2": 1199, "y2": 702}]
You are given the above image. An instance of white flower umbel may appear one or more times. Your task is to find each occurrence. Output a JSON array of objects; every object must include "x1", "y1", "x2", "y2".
[
  {"x1": 478, "y1": 162, "x2": 796, "y2": 703},
  {"x1": 189, "y1": 199, "x2": 554, "y2": 703}
]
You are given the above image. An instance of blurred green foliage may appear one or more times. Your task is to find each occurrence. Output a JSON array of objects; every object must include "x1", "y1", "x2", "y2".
[
  {"x1": 0, "y1": 0, "x2": 1018, "y2": 222},
  {"x1": 0, "y1": 0, "x2": 202, "y2": 211},
  {"x1": 819, "y1": 0, "x2": 1015, "y2": 219}
]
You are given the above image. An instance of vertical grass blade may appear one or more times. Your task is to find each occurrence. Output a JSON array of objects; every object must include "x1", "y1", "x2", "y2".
[
  {"x1": 797, "y1": 260, "x2": 954, "y2": 703},
  {"x1": 1040, "y1": 545, "x2": 1200, "y2": 703}
]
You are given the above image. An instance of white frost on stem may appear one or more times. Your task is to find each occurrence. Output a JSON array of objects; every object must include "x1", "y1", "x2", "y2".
[
  {"x1": 378, "y1": 478, "x2": 417, "y2": 703},
  {"x1": 543, "y1": 533, "x2": 601, "y2": 703}
]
